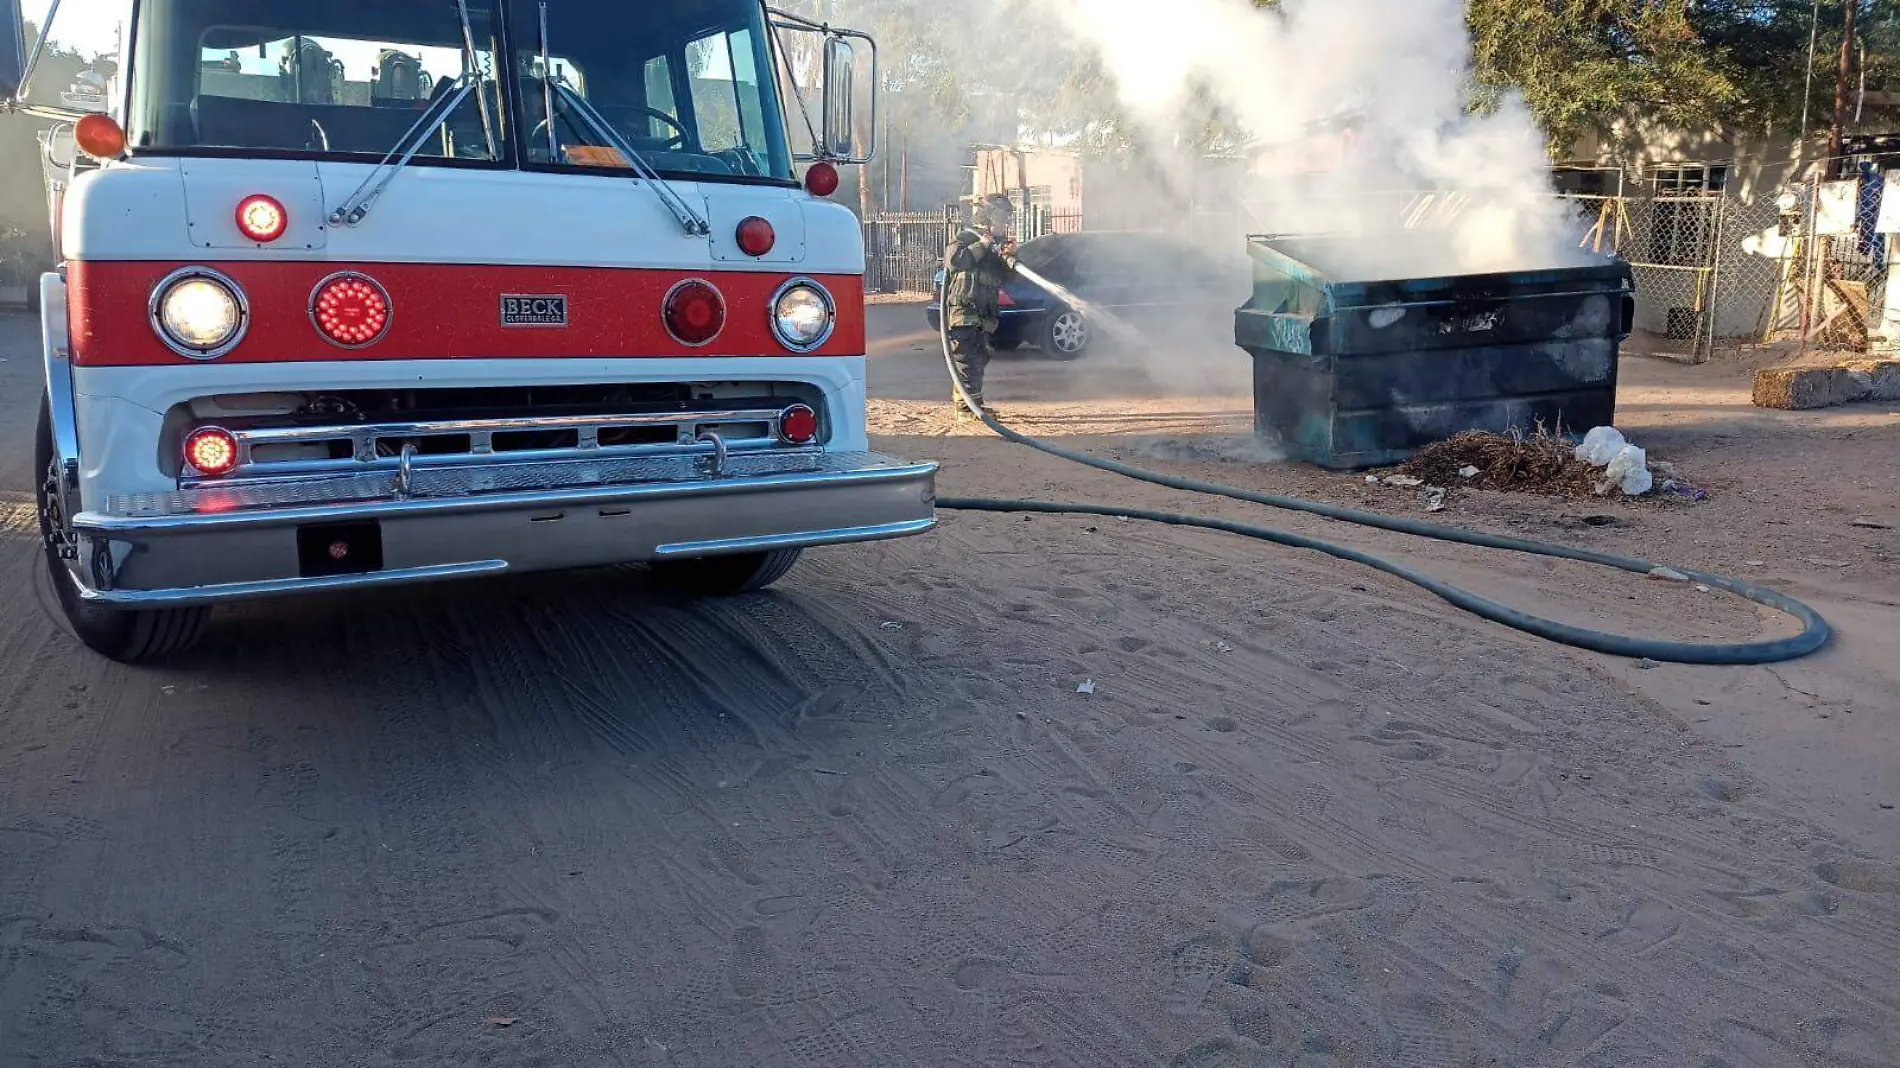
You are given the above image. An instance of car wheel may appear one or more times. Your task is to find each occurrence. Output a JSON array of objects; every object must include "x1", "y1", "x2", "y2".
[
  {"x1": 649, "y1": 548, "x2": 802, "y2": 596},
  {"x1": 35, "y1": 397, "x2": 210, "y2": 663},
  {"x1": 1040, "y1": 308, "x2": 1090, "y2": 360}
]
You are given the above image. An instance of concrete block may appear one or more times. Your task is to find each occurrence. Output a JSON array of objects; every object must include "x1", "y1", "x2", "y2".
[{"x1": 1753, "y1": 360, "x2": 1900, "y2": 410}]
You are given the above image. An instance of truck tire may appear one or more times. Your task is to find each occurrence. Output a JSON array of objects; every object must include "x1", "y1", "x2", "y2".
[
  {"x1": 36, "y1": 398, "x2": 210, "y2": 663},
  {"x1": 649, "y1": 548, "x2": 802, "y2": 596}
]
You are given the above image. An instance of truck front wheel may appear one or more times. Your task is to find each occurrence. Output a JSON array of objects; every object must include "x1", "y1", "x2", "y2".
[
  {"x1": 649, "y1": 548, "x2": 802, "y2": 596},
  {"x1": 36, "y1": 398, "x2": 210, "y2": 663}
]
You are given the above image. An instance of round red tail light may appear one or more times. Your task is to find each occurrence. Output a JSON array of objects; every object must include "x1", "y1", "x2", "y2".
[
  {"x1": 778, "y1": 404, "x2": 819, "y2": 445},
  {"x1": 736, "y1": 216, "x2": 776, "y2": 257},
  {"x1": 804, "y1": 161, "x2": 839, "y2": 198},
  {"x1": 311, "y1": 272, "x2": 392, "y2": 348},
  {"x1": 663, "y1": 279, "x2": 726, "y2": 346},
  {"x1": 236, "y1": 194, "x2": 288, "y2": 242},
  {"x1": 184, "y1": 427, "x2": 240, "y2": 477}
]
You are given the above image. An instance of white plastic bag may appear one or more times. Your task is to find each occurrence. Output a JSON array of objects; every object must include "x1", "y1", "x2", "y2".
[
  {"x1": 1575, "y1": 426, "x2": 1626, "y2": 467},
  {"x1": 1603, "y1": 444, "x2": 1652, "y2": 495}
]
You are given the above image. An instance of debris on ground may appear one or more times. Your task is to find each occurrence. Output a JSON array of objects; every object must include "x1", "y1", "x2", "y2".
[
  {"x1": 1076, "y1": 679, "x2": 1096, "y2": 695},
  {"x1": 1423, "y1": 487, "x2": 1447, "y2": 512},
  {"x1": 1400, "y1": 430, "x2": 1604, "y2": 498},
  {"x1": 1398, "y1": 427, "x2": 1689, "y2": 501}
]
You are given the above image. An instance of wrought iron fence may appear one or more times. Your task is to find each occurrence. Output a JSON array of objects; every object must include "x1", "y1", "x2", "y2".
[
  {"x1": 861, "y1": 206, "x2": 1087, "y2": 294},
  {"x1": 861, "y1": 210, "x2": 956, "y2": 295}
]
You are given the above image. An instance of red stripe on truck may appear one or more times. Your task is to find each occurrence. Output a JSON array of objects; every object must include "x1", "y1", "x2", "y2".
[{"x1": 67, "y1": 260, "x2": 865, "y2": 366}]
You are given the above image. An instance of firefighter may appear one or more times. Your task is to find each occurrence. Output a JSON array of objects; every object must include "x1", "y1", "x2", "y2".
[{"x1": 942, "y1": 194, "x2": 1019, "y2": 420}]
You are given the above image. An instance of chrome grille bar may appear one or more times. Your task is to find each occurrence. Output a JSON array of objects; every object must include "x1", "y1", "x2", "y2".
[{"x1": 187, "y1": 407, "x2": 806, "y2": 484}]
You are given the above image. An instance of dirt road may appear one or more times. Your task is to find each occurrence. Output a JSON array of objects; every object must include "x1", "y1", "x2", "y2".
[{"x1": 2, "y1": 306, "x2": 1897, "y2": 1066}]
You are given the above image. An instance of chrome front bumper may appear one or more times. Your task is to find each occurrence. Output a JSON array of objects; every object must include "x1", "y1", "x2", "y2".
[{"x1": 67, "y1": 450, "x2": 938, "y2": 607}]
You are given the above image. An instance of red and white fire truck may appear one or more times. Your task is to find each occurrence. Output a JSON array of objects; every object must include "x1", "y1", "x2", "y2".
[{"x1": 2, "y1": 0, "x2": 936, "y2": 661}]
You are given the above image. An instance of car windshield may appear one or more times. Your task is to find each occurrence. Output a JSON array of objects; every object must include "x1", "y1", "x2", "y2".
[
  {"x1": 127, "y1": 0, "x2": 508, "y2": 161},
  {"x1": 511, "y1": 0, "x2": 793, "y2": 182}
]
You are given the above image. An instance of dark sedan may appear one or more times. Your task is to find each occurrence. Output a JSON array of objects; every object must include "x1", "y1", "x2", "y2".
[{"x1": 924, "y1": 231, "x2": 1247, "y2": 360}]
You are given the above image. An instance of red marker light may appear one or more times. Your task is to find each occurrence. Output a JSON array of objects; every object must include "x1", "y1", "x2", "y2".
[
  {"x1": 804, "y1": 161, "x2": 839, "y2": 198},
  {"x1": 311, "y1": 273, "x2": 392, "y2": 348},
  {"x1": 736, "y1": 216, "x2": 776, "y2": 257},
  {"x1": 998, "y1": 288, "x2": 1016, "y2": 307},
  {"x1": 236, "y1": 194, "x2": 288, "y2": 242},
  {"x1": 184, "y1": 427, "x2": 240, "y2": 477},
  {"x1": 663, "y1": 279, "x2": 726, "y2": 346},
  {"x1": 73, "y1": 113, "x2": 127, "y2": 159},
  {"x1": 778, "y1": 404, "x2": 819, "y2": 445}
]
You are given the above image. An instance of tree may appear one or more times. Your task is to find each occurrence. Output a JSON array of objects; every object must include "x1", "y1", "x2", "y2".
[{"x1": 1466, "y1": 1, "x2": 1743, "y2": 152}]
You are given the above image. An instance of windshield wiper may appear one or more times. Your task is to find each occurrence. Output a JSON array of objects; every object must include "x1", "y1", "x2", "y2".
[
  {"x1": 329, "y1": 74, "x2": 479, "y2": 226},
  {"x1": 455, "y1": 0, "x2": 499, "y2": 158},
  {"x1": 330, "y1": 0, "x2": 496, "y2": 227},
  {"x1": 549, "y1": 79, "x2": 711, "y2": 236}
]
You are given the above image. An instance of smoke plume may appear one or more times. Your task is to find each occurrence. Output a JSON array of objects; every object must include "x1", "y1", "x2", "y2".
[{"x1": 1033, "y1": 0, "x2": 1591, "y2": 279}]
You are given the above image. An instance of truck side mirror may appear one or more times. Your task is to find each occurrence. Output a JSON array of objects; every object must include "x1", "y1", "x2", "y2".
[
  {"x1": 0, "y1": 0, "x2": 27, "y2": 102},
  {"x1": 821, "y1": 36, "x2": 854, "y2": 160},
  {"x1": 818, "y1": 31, "x2": 875, "y2": 164}
]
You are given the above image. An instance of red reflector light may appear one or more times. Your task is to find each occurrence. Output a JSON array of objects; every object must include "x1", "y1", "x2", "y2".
[
  {"x1": 804, "y1": 161, "x2": 839, "y2": 198},
  {"x1": 736, "y1": 216, "x2": 776, "y2": 257},
  {"x1": 778, "y1": 404, "x2": 819, "y2": 445},
  {"x1": 311, "y1": 272, "x2": 392, "y2": 348},
  {"x1": 74, "y1": 113, "x2": 127, "y2": 159},
  {"x1": 184, "y1": 427, "x2": 240, "y2": 477},
  {"x1": 236, "y1": 194, "x2": 288, "y2": 242},
  {"x1": 998, "y1": 288, "x2": 1016, "y2": 307},
  {"x1": 663, "y1": 279, "x2": 726, "y2": 346}
]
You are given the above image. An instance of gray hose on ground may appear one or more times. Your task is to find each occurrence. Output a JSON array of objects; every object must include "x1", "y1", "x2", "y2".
[{"x1": 935, "y1": 308, "x2": 1829, "y2": 665}]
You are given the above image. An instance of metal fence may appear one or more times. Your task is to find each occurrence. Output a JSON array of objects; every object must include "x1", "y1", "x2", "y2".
[
  {"x1": 1591, "y1": 167, "x2": 1891, "y2": 363},
  {"x1": 861, "y1": 210, "x2": 955, "y2": 295},
  {"x1": 861, "y1": 206, "x2": 1086, "y2": 295}
]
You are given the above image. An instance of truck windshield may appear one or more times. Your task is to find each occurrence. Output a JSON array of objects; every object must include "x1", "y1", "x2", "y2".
[
  {"x1": 126, "y1": 0, "x2": 508, "y2": 161},
  {"x1": 510, "y1": 0, "x2": 793, "y2": 183}
]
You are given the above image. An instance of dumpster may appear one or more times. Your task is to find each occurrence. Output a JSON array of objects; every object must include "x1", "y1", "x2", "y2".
[{"x1": 1234, "y1": 233, "x2": 1634, "y2": 470}]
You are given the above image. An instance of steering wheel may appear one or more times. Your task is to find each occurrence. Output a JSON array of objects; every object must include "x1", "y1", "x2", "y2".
[
  {"x1": 618, "y1": 106, "x2": 689, "y2": 150},
  {"x1": 534, "y1": 101, "x2": 690, "y2": 154}
]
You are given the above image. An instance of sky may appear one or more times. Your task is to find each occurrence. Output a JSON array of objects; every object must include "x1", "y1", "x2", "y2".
[{"x1": 26, "y1": 0, "x2": 129, "y2": 60}]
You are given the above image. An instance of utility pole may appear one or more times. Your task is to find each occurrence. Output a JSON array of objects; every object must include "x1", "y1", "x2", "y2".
[{"x1": 1830, "y1": 0, "x2": 1857, "y2": 177}]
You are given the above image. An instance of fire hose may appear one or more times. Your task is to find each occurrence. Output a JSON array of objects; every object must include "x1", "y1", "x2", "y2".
[{"x1": 934, "y1": 293, "x2": 1830, "y2": 666}]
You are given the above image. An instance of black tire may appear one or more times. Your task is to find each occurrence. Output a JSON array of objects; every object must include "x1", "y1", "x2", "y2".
[
  {"x1": 649, "y1": 548, "x2": 802, "y2": 596},
  {"x1": 1039, "y1": 307, "x2": 1090, "y2": 360},
  {"x1": 35, "y1": 398, "x2": 210, "y2": 663}
]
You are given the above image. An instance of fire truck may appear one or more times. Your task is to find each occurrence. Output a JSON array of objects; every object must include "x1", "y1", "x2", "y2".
[{"x1": 1, "y1": 0, "x2": 936, "y2": 662}]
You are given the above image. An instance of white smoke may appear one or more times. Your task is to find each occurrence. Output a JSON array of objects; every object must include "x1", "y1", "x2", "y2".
[{"x1": 1039, "y1": 0, "x2": 1593, "y2": 279}]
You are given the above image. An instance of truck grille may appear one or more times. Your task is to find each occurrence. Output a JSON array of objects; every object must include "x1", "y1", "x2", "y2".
[{"x1": 183, "y1": 408, "x2": 807, "y2": 484}]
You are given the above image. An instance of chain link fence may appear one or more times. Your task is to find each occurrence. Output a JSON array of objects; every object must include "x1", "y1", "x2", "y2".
[{"x1": 1608, "y1": 163, "x2": 1892, "y2": 363}]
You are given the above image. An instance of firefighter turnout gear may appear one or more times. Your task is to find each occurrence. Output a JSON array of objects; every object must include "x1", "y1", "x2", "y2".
[{"x1": 943, "y1": 196, "x2": 1017, "y2": 412}]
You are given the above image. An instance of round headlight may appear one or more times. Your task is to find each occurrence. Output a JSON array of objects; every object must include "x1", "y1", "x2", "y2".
[
  {"x1": 770, "y1": 280, "x2": 835, "y2": 352},
  {"x1": 150, "y1": 268, "x2": 247, "y2": 359}
]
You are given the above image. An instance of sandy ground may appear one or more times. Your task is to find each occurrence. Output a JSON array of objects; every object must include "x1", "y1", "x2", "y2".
[{"x1": 1, "y1": 304, "x2": 1897, "y2": 1067}]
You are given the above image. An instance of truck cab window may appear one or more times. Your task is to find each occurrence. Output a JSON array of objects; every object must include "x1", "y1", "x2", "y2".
[
  {"x1": 513, "y1": 0, "x2": 793, "y2": 182},
  {"x1": 127, "y1": 0, "x2": 507, "y2": 161}
]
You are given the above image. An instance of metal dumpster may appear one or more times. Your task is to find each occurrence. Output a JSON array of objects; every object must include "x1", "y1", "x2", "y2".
[{"x1": 1234, "y1": 234, "x2": 1634, "y2": 470}]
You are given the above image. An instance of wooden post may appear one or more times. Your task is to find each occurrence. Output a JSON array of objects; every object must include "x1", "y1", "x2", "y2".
[{"x1": 1830, "y1": 0, "x2": 1857, "y2": 177}]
